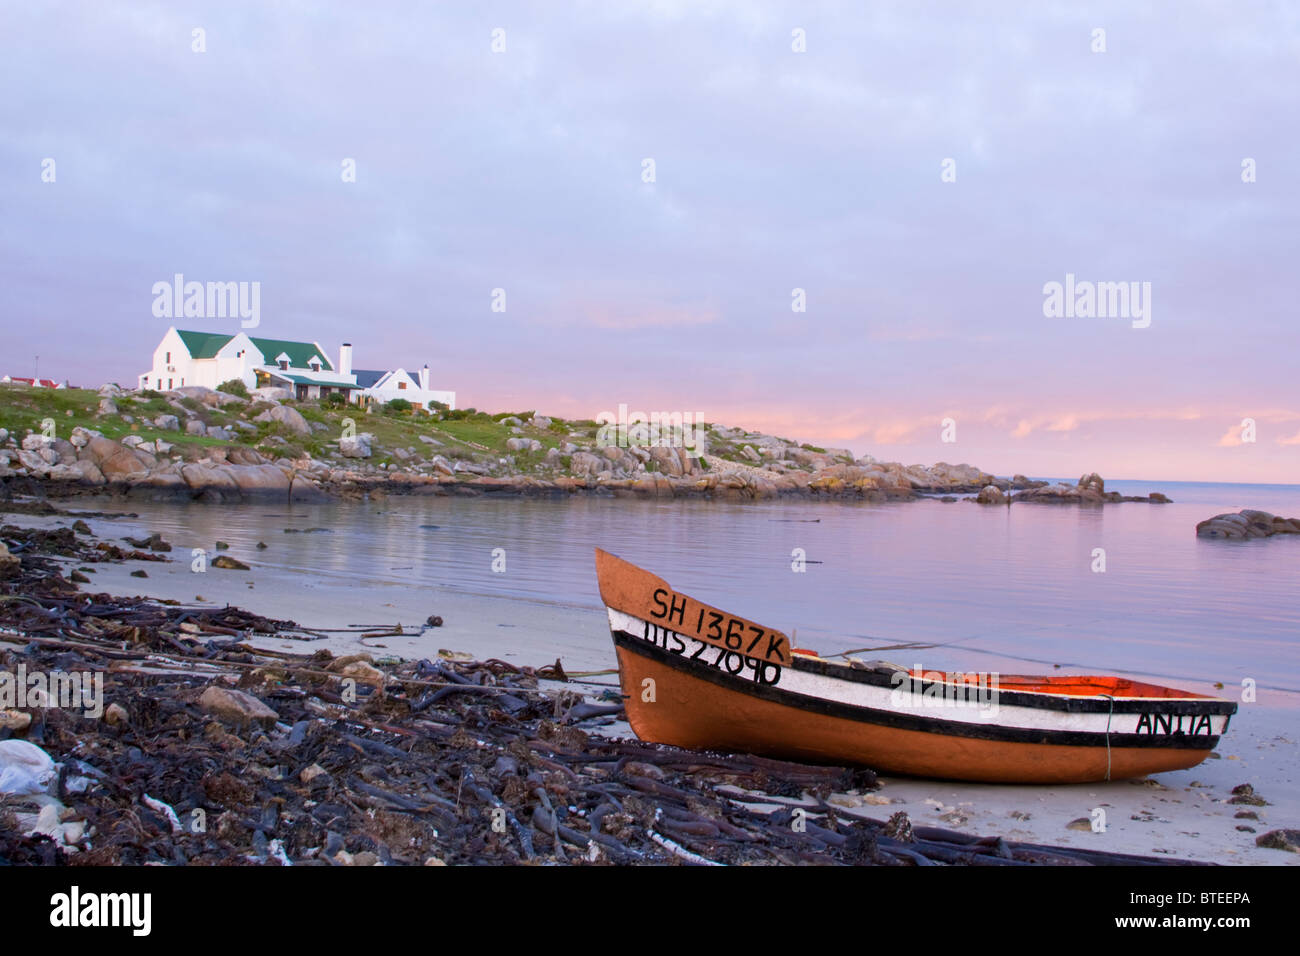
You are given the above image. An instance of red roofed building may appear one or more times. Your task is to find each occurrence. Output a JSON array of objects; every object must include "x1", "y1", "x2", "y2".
[{"x1": 1, "y1": 376, "x2": 68, "y2": 388}]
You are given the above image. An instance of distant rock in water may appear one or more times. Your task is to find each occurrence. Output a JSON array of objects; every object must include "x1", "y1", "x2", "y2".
[
  {"x1": 1012, "y1": 473, "x2": 1172, "y2": 504},
  {"x1": 1196, "y1": 510, "x2": 1300, "y2": 539}
]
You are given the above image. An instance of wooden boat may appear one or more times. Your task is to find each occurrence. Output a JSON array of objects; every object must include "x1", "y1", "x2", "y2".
[{"x1": 595, "y1": 549, "x2": 1236, "y2": 784}]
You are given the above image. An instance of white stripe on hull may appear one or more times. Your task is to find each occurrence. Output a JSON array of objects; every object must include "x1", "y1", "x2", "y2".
[{"x1": 607, "y1": 608, "x2": 1229, "y2": 739}]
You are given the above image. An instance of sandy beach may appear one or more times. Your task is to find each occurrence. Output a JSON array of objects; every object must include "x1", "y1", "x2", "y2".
[{"x1": 13, "y1": 505, "x2": 1294, "y2": 867}]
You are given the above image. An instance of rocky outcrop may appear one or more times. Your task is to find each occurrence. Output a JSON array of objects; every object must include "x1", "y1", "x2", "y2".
[
  {"x1": 1012, "y1": 474, "x2": 1171, "y2": 504},
  {"x1": 1196, "y1": 510, "x2": 1300, "y2": 539},
  {"x1": 81, "y1": 436, "x2": 153, "y2": 481},
  {"x1": 169, "y1": 385, "x2": 247, "y2": 408}
]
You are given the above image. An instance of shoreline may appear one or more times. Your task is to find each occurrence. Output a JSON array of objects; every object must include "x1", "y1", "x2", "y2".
[{"x1": 5, "y1": 503, "x2": 1293, "y2": 866}]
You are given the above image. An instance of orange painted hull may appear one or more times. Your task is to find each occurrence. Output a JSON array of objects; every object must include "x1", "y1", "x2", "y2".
[
  {"x1": 596, "y1": 548, "x2": 1235, "y2": 784},
  {"x1": 617, "y1": 644, "x2": 1215, "y2": 784}
]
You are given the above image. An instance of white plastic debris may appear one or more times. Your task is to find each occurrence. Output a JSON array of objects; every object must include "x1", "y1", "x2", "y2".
[
  {"x1": 142, "y1": 794, "x2": 183, "y2": 833},
  {"x1": 19, "y1": 803, "x2": 87, "y2": 848},
  {"x1": 0, "y1": 739, "x2": 57, "y2": 796}
]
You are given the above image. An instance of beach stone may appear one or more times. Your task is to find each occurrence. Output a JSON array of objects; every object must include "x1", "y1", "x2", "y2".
[
  {"x1": 300, "y1": 764, "x2": 329, "y2": 785},
  {"x1": 1256, "y1": 829, "x2": 1300, "y2": 853},
  {"x1": 185, "y1": 419, "x2": 207, "y2": 436},
  {"x1": 212, "y1": 555, "x2": 250, "y2": 570},
  {"x1": 1228, "y1": 783, "x2": 1270, "y2": 806},
  {"x1": 254, "y1": 405, "x2": 311, "y2": 436},
  {"x1": 976, "y1": 484, "x2": 1005, "y2": 505},
  {"x1": 0, "y1": 709, "x2": 33, "y2": 732},
  {"x1": 153, "y1": 414, "x2": 180, "y2": 431},
  {"x1": 339, "y1": 661, "x2": 384, "y2": 686},
  {"x1": 882, "y1": 811, "x2": 914, "y2": 842},
  {"x1": 97, "y1": 397, "x2": 118, "y2": 416},
  {"x1": 198, "y1": 686, "x2": 279, "y2": 728},
  {"x1": 506, "y1": 437, "x2": 542, "y2": 453},
  {"x1": 0, "y1": 544, "x2": 19, "y2": 580}
]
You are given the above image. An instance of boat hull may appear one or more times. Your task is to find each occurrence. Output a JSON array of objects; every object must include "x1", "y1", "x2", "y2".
[
  {"x1": 609, "y1": 618, "x2": 1234, "y2": 784},
  {"x1": 595, "y1": 549, "x2": 1236, "y2": 785}
]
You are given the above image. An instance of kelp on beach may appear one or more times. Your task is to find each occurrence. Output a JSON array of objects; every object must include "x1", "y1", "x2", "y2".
[{"x1": 1, "y1": 509, "x2": 1211, "y2": 866}]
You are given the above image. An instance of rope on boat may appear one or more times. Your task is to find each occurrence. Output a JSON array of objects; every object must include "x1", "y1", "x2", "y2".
[{"x1": 1100, "y1": 694, "x2": 1115, "y2": 781}]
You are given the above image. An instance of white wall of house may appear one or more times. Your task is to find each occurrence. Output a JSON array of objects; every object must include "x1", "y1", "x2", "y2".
[
  {"x1": 361, "y1": 368, "x2": 456, "y2": 409},
  {"x1": 138, "y1": 328, "x2": 190, "y2": 391},
  {"x1": 213, "y1": 334, "x2": 258, "y2": 388},
  {"x1": 138, "y1": 329, "x2": 261, "y2": 391}
]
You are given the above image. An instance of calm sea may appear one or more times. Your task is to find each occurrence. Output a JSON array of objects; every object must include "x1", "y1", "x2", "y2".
[{"x1": 80, "y1": 479, "x2": 1299, "y2": 694}]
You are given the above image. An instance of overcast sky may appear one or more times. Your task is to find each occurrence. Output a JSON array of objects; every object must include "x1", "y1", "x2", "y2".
[{"x1": 2, "y1": 1, "x2": 1297, "y2": 481}]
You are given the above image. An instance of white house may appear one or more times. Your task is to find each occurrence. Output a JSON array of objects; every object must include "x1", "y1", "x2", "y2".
[
  {"x1": 139, "y1": 328, "x2": 453, "y2": 406},
  {"x1": 138, "y1": 328, "x2": 362, "y2": 401},
  {"x1": 353, "y1": 365, "x2": 456, "y2": 410}
]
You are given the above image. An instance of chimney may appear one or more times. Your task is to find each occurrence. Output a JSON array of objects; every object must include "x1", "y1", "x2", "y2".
[
  {"x1": 339, "y1": 343, "x2": 352, "y2": 377},
  {"x1": 419, "y1": 364, "x2": 429, "y2": 391}
]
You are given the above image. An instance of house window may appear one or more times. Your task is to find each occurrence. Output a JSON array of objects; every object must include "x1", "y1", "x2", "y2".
[
  {"x1": 167, "y1": 378, "x2": 173, "y2": 389},
  {"x1": 280, "y1": 360, "x2": 288, "y2": 370},
  {"x1": 398, "y1": 381, "x2": 407, "y2": 390},
  {"x1": 165, "y1": 351, "x2": 170, "y2": 363},
  {"x1": 310, "y1": 362, "x2": 320, "y2": 371}
]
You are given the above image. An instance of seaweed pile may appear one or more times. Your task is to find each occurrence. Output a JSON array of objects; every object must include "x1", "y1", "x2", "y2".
[{"x1": 1, "y1": 509, "x2": 1205, "y2": 866}]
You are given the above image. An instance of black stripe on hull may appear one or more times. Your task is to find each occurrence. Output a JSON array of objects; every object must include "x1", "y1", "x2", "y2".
[{"x1": 612, "y1": 630, "x2": 1225, "y2": 751}]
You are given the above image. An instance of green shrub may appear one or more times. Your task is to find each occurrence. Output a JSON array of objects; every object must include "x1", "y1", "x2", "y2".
[
  {"x1": 384, "y1": 398, "x2": 413, "y2": 415},
  {"x1": 217, "y1": 379, "x2": 249, "y2": 399},
  {"x1": 322, "y1": 392, "x2": 347, "y2": 407},
  {"x1": 427, "y1": 400, "x2": 449, "y2": 413}
]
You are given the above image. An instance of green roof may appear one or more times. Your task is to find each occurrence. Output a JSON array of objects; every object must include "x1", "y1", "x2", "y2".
[
  {"x1": 274, "y1": 373, "x2": 358, "y2": 388},
  {"x1": 250, "y1": 337, "x2": 334, "y2": 371},
  {"x1": 176, "y1": 330, "x2": 235, "y2": 359}
]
